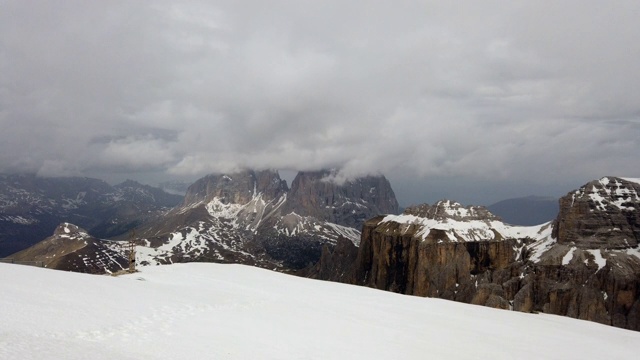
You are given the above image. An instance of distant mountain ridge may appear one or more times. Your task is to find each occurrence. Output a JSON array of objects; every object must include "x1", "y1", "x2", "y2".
[
  {"x1": 488, "y1": 195, "x2": 559, "y2": 225},
  {"x1": 0, "y1": 174, "x2": 182, "y2": 257},
  {"x1": 13, "y1": 169, "x2": 399, "y2": 272},
  {"x1": 157, "y1": 180, "x2": 192, "y2": 195}
]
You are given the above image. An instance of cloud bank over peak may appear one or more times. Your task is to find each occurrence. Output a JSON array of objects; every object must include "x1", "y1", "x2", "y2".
[{"x1": 1, "y1": 1, "x2": 639, "y2": 203}]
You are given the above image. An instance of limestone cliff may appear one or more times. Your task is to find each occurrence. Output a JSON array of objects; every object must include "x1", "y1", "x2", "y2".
[{"x1": 349, "y1": 201, "x2": 542, "y2": 309}]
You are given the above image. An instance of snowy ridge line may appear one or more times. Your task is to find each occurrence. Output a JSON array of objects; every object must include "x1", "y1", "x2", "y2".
[
  {"x1": 380, "y1": 212, "x2": 551, "y2": 243},
  {"x1": 586, "y1": 249, "x2": 607, "y2": 271}
]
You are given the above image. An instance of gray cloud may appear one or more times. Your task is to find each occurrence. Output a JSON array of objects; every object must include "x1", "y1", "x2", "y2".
[{"x1": 1, "y1": 0, "x2": 639, "y2": 205}]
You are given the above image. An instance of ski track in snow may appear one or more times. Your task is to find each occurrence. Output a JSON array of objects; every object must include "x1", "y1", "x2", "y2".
[{"x1": 1, "y1": 263, "x2": 640, "y2": 360}]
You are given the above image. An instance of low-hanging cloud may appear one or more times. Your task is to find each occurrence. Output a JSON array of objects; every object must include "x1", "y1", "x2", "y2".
[{"x1": 1, "y1": 0, "x2": 639, "y2": 204}]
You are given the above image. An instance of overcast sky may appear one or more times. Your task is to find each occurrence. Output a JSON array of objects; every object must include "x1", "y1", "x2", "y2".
[{"x1": 1, "y1": 1, "x2": 639, "y2": 206}]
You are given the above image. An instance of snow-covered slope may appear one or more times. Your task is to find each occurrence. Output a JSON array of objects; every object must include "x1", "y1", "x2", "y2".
[{"x1": 1, "y1": 263, "x2": 638, "y2": 360}]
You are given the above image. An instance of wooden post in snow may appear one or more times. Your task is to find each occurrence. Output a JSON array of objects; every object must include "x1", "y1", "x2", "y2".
[{"x1": 128, "y1": 229, "x2": 136, "y2": 273}]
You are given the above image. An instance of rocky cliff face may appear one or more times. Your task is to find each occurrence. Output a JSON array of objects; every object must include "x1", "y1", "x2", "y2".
[
  {"x1": 300, "y1": 236, "x2": 359, "y2": 282},
  {"x1": 553, "y1": 177, "x2": 639, "y2": 248},
  {"x1": 253, "y1": 170, "x2": 398, "y2": 268},
  {"x1": 182, "y1": 170, "x2": 288, "y2": 207},
  {"x1": 283, "y1": 170, "x2": 399, "y2": 228},
  {"x1": 311, "y1": 180, "x2": 640, "y2": 331},
  {"x1": 347, "y1": 201, "x2": 543, "y2": 309}
]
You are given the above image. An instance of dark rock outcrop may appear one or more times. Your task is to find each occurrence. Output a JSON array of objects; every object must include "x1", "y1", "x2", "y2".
[
  {"x1": 511, "y1": 251, "x2": 640, "y2": 330},
  {"x1": 299, "y1": 237, "x2": 358, "y2": 282}
]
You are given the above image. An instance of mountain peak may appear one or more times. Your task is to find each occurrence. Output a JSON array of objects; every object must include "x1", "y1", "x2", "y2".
[
  {"x1": 53, "y1": 223, "x2": 89, "y2": 238},
  {"x1": 182, "y1": 170, "x2": 287, "y2": 206},
  {"x1": 573, "y1": 176, "x2": 639, "y2": 213},
  {"x1": 553, "y1": 176, "x2": 639, "y2": 248},
  {"x1": 284, "y1": 171, "x2": 399, "y2": 227}
]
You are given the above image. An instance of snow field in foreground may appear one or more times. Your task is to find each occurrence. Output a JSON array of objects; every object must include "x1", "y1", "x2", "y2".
[{"x1": 1, "y1": 263, "x2": 639, "y2": 360}]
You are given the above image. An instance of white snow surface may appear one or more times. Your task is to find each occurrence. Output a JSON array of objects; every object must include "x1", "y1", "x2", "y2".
[
  {"x1": 562, "y1": 247, "x2": 577, "y2": 265},
  {"x1": 525, "y1": 224, "x2": 556, "y2": 263},
  {"x1": 2, "y1": 263, "x2": 639, "y2": 360},
  {"x1": 587, "y1": 249, "x2": 607, "y2": 271}
]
